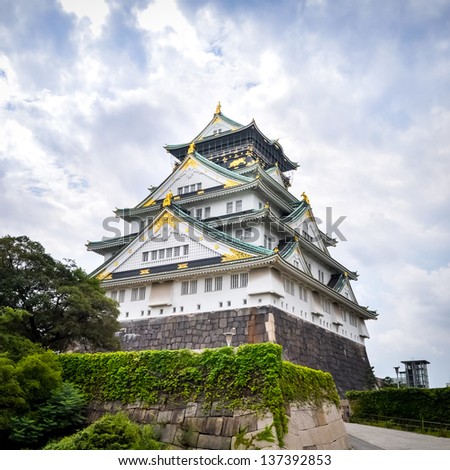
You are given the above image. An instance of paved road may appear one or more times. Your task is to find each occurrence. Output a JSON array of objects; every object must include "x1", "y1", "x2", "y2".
[{"x1": 345, "y1": 423, "x2": 450, "y2": 450}]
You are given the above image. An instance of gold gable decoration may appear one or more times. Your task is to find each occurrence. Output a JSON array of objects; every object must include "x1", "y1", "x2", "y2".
[
  {"x1": 96, "y1": 270, "x2": 112, "y2": 281},
  {"x1": 153, "y1": 212, "x2": 177, "y2": 232},
  {"x1": 221, "y1": 248, "x2": 253, "y2": 263}
]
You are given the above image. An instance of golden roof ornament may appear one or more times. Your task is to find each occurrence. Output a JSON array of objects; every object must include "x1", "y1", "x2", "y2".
[
  {"x1": 187, "y1": 142, "x2": 195, "y2": 154},
  {"x1": 162, "y1": 190, "x2": 173, "y2": 207},
  {"x1": 301, "y1": 191, "x2": 311, "y2": 205},
  {"x1": 215, "y1": 101, "x2": 221, "y2": 114}
]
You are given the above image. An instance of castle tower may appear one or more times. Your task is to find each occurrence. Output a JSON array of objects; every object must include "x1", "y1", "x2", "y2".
[{"x1": 87, "y1": 105, "x2": 377, "y2": 394}]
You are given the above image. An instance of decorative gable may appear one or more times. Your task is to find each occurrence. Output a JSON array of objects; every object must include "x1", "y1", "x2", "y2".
[{"x1": 95, "y1": 208, "x2": 258, "y2": 281}]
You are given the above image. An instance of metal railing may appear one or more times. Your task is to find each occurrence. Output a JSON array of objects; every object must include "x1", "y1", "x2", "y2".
[{"x1": 350, "y1": 414, "x2": 450, "y2": 437}]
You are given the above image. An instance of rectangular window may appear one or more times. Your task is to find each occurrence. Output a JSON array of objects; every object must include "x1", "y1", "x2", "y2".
[
  {"x1": 151, "y1": 250, "x2": 157, "y2": 260},
  {"x1": 283, "y1": 278, "x2": 294, "y2": 295},
  {"x1": 158, "y1": 249, "x2": 165, "y2": 259},
  {"x1": 318, "y1": 270, "x2": 325, "y2": 283},
  {"x1": 181, "y1": 280, "x2": 197, "y2": 295},
  {"x1": 205, "y1": 278, "x2": 213, "y2": 293},
  {"x1": 190, "y1": 184, "x2": 196, "y2": 192},
  {"x1": 243, "y1": 228, "x2": 252, "y2": 240},
  {"x1": 178, "y1": 187, "x2": 183, "y2": 195},
  {"x1": 349, "y1": 313, "x2": 358, "y2": 326},
  {"x1": 215, "y1": 276, "x2": 223, "y2": 291},
  {"x1": 181, "y1": 281, "x2": 189, "y2": 295},
  {"x1": 264, "y1": 235, "x2": 274, "y2": 250},
  {"x1": 110, "y1": 291, "x2": 118, "y2": 301},
  {"x1": 322, "y1": 298, "x2": 331, "y2": 313},
  {"x1": 166, "y1": 247, "x2": 173, "y2": 258},
  {"x1": 183, "y1": 245, "x2": 189, "y2": 256},
  {"x1": 138, "y1": 287, "x2": 146, "y2": 300},
  {"x1": 118, "y1": 290, "x2": 125, "y2": 303},
  {"x1": 342, "y1": 309, "x2": 348, "y2": 322},
  {"x1": 196, "y1": 183, "x2": 202, "y2": 191},
  {"x1": 231, "y1": 273, "x2": 248, "y2": 289},
  {"x1": 299, "y1": 285, "x2": 308, "y2": 302},
  {"x1": 231, "y1": 274, "x2": 239, "y2": 289},
  {"x1": 184, "y1": 185, "x2": 190, "y2": 193},
  {"x1": 235, "y1": 200, "x2": 242, "y2": 212},
  {"x1": 142, "y1": 252, "x2": 149, "y2": 262},
  {"x1": 131, "y1": 288, "x2": 139, "y2": 301},
  {"x1": 174, "y1": 246, "x2": 180, "y2": 257},
  {"x1": 204, "y1": 207, "x2": 211, "y2": 218},
  {"x1": 236, "y1": 228, "x2": 243, "y2": 240},
  {"x1": 226, "y1": 202, "x2": 233, "y2": 214},
  {"x1": 196, "y1": 208, "x2": 202, "y2": 220}
]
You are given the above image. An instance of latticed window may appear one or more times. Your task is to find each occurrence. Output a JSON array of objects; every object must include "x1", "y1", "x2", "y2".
[
  {"x1": 118, "y1": 290, "x2": 125, "y2": 303},
  {"x1": 110, "y1": 291, "x2": 118, "y2": 301},
  {"x1": 131, "y1": 288, "x2": 139, "y2": 301},
  {"x1": 205, "y1": 278, "x2": 213, "y2": 292},
  {"x1": 231, "y1": 273, "x2": 248, "y2": 289},
  {"x1": 138, "y1": 287, "x2": 146, "y2": 300},
  {"x1": 142, "y1": 252, "x2": 149, "y2": 262}
]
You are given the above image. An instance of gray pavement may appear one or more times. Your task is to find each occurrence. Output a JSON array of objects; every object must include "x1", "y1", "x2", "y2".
[{"x1": 345, "y1": 422, "x2": 450, "y2": 450}]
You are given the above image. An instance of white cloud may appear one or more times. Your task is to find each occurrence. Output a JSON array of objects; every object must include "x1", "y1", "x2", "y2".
[
  {"x1": 1, "y1": 0, "x2": 449, "y2": 387},
  {"x1": 59, "y1": 0, "x2": 109, "y2": 36}
]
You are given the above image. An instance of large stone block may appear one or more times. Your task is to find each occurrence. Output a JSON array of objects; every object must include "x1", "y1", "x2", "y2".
[{"x1": 197, "y1": 434, "x2": 231, "y2": 450}]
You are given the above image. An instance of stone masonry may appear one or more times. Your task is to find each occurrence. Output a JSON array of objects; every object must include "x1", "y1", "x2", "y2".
[
  {"x1": 118, "y1": 306, "x2": 372, "y2": 396},
  {"x1": 87, "y1": 400, "x2": 349, "y2": 450}
]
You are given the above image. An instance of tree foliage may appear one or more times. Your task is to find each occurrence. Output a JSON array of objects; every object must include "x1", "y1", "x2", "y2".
[{"x1": 0, "y1": 235, "x2": 120, "y2": 352}]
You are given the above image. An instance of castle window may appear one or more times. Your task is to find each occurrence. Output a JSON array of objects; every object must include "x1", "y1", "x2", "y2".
[
  {"x1": 147, "y1": 310, "x2": 151, "y2": 316},
  {"x1": 139, "y1": 287, "x2": 146, "y2": 300},
  {"x1": 226, "y1": 202, "x2": 233, "y2": 214},
  {"x1": 141, "y1": 310, "x2": 144, "y2": 316},
  {"x1": 197, "y1": 304, "x2": 201, "y2": 310},
  {"x1": 159, "y1": 309, "x2": 164, "y2": 315},
  {"x1": 174, "y1": 246, "x2": 180, "y2": 257},
  {"x1": 215, "y1": 276, "x2": 223, "y2": 291},
  {"x1": 243, "y1": 299, "x2": 247, "y2": 305},
  {"x1": 151, "y1": 250, "x2": 157, "y2": 260},
  {"x1": 318, "y1": 269, "x2": 325, "y2": 283},
  {"x1": 110, "y1": 291, "x2": 118, "y2": 301},
  {"x1": 231, "y1": 273, "x2": 248, "y2": 289},
  {"x1": 118, "y1": 290, "x2": 125, "y2": 303},
  {"x1": 349, "y1": 313, "x2": 357, "y2": 326},
  {"x1": 125, "y1": 312, "x2": 129, "y2": 318},
  {"x1": 283, "y1": 277, "x2": 295, "y2": 295},
  {"x1": 236, "y1": 229, "x2": 243, "y2": 239},
  {"x1": 183, "y1": 245, "x2": 189, "y2": 256},
  {"x1": 264, "y1": 235, "x2": 274, "y2": 250},
  {"x1": 205, "y1": 207, "x2": 211, "y2": 218},
  {"x1": 180, "y1": 306, "x2": 184, "y2": 312},
  {"x1": 178, "y1": 187, "x2": 183, "y2": 195},
  {"x1": 322, "y1": 298, "x2": 331, "y2": 313},
  {"x1": 196, "y1": 208, "x2": 202, "y2": 220},
  {"x1": 190, "y1": 184, "x2": 196, "y2": 192},
  {"x1": 205, "y1": 278, "x2": 213, "y2": 292},
  {"x1": 173, "y1": 307, "x2": 176, "y2": 313},
  {"x1": 196, "y1": 183, "x2": 202, "y2": 191},
  {"x1": 158, "y1": 249, "x2": 165, "y2": 259},
  {"x1": 181, "y1": 280, "x2": 197, "y2": 295},
  {"x1": 131, "y1": 288, "x2": 139, "y2": 301},
  {"x1": 219, "y1": 301, "x2": 223, "y2": 307},
  {"x1": 235, "y1": 200, "x2": 242, "y2": 212},
  {"x1": 299, "y1": 285, "x2": 308, "y2": 302},
  {"x1": 166, "y1": 247, "x2": 173, "y2": 258},
  {"x1": 142, "y1": 251, "x2": 149, "y2": 262}
]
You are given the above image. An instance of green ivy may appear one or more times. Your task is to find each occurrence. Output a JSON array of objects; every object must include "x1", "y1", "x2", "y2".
[{"x1": 58, "y1": 343, "x2": 339, "y2": 447}]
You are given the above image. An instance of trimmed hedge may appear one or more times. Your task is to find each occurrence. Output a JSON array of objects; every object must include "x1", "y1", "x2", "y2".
[
  {"x1": 58, "y1": 343, "x2": 339, "y2": 447},
  {"x1": 346, "y1": 388, "x2": 450, "y2": 423}
]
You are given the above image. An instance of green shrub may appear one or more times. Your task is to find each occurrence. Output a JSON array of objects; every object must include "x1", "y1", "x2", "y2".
[
  {"x1": 44, "y1": 412, "x2": 165, "y2": 450},
  {"x1": 346, "y1": 388, "x2": 450, "y2": 423},
  {"x1": 9, "y1": 382, "x2": 86, "y2": 447}
]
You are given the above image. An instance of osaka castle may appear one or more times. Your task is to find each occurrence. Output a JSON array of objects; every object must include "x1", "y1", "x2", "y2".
[{"x1": 87, "y1": 104, "x2": 377, "y2": 392}]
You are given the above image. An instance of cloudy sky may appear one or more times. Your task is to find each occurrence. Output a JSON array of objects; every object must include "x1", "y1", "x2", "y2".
[{"x1": 1, "y1": 0, "x2": 449, "y2": 387}]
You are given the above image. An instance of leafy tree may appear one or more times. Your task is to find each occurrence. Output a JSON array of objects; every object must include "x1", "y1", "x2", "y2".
[
  {"x1": 0, "y1": 235, "x2": 120, "y2": 352},
  {"x1": 9, "y1": 382, "x2": 86, "y2": 448},
  {"x1": 0, "y1": 308, "x2": 43, "y2": 361},
  {"x1": 44, "y1": 412, "x2": 165, "y2": 450}
]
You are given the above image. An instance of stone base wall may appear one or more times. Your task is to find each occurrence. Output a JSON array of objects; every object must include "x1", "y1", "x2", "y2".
[
  {"x1": 87, "y1": 400, "x2": 349, "y2": 450},
  {"x1": 119, "y1": 306, "x2": 372, "y2": 396}
]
